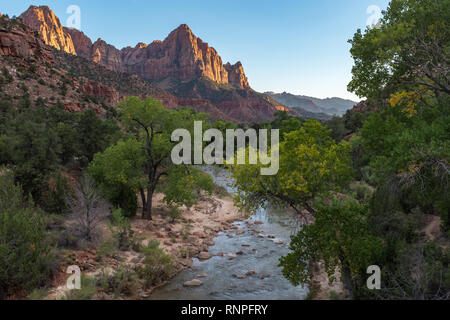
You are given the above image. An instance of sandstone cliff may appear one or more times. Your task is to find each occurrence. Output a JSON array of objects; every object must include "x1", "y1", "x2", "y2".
[
  {"x1": 19, "y1": 5, "x2": 76, "y2": 55},
  {"x1": 66, "y1": 22, "x2": 250, "y2": 89},
  {"x1": 0, "y1": 17, "x2": 53, "y2": 63},
  {"x1": 15, "y1": 6, "x2": 283, "y2": 123}
]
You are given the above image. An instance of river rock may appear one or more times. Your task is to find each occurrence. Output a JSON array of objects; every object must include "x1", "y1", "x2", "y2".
[
  {"x1": 236, "y1": 250, "x2": 244, "y2": 255},
  {"x1": 227, "y1": 253, "x2": 236, "y2": 260},
  {"x1": 196, "y1": 273, "x2": 208, "y2": 278},
  {"x1": 236, "y1": 230, "x2": 245, "y2": 235},
  {"x1": 242, "y1": 244, "x2": 251, "y2": 247},
  {"x1": 216, "y1": 252, "x2": 224, "y2": 257},
  {"x1": 268, "y1": 235, "x2": 276, "y2": 239},
  {"x1": 183, "y1": 279, "x2": 203, "y2": 287},
  {"x1": 254, "y1": 221, "x2": 264, "y2": 225},
  {"x1": 193, "y1": 231, "x2": 207, "y2": 239},
  {"x1": 246, "y1": 270, "x2": 256, "y2": 276},
  {"x1": 198, "y1": 252, "x2": 212, "y2": 260},
  {"x1": 275, "y1": 240, "x2": 285, "y2": 245}
]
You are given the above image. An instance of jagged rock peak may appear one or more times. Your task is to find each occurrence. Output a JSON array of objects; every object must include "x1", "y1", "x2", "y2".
[{"x1": 19, "y1": 5, "x2": 76, "y2": 55}]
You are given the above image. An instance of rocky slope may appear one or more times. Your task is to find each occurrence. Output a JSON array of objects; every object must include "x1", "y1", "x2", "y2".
[
  {"x1": 0, "y1": 17, "x2": 53, "y2": 63},
  {"x1": 0, "y1": 15, "x2": 161, "y2": 116}
]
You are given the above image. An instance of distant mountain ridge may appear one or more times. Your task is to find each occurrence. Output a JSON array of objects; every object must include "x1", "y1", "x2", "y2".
[{"x1": 265, "y1": 92, "x2": 358, "y2": 116}]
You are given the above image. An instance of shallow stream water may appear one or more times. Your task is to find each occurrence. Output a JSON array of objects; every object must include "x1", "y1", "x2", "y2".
[{"x1": 150, "y1": 167, "x2": 308, "y2": 300}]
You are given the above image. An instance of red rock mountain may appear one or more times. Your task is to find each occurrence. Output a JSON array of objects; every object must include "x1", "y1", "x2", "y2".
[
  {"x1": 66, "y1": 24, "x2": 250, "y2": 89},
  {"x1": 19, "y1": 5, "x2": 76, "y2": 55},
  {"x1": 16, "y1": 5, "x2": 287, "y2": 123},
  {"x1": 0, "y1": 17, "x2": 53, "y2": 63}
]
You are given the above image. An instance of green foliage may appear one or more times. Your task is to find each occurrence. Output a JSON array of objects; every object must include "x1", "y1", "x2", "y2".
[
  {"x1": 344, "y1": 0, "x2": 450, "y2": 298},
  {"x1": 27, "y1": 287, "x2": 50, "y2": 300},
  {"x1": 98, "y1": 267, "x2": 139, "y2": 298},
  {"x1": 89, "y1": 138, "x2": 145, "y2": 217},
  {"x1": 168, "y1": 205, "x2": 182, "y2": 223},
  {"x1": 280, "y1": 197, "x2": 383, "y2": 289},
  {"x1": 75, "y1": 110, "x2": 121, "y2": 166},
  {"x1": 348, "y1": 0, "x2": 450, "y2": 99},
  {"x1": 349, "y1": 181, "x2": 374, "y2": 203},
  {"x1": 162, "y1": 166, "x2": 213, "y2": 210},
  {"x1": 0, "y1": 104, "x2": 120, "y2": 206},
  {"x1": 92, "y1": 96, "x2": 211, "y2": 220},
  {"x1": 358, "y1": 96, "x2": 449, "y2": 230},
  {"x1": 1, "y1": 67, "x2": 13, "y2": 84},
  {"x1": 40, "y1": 171, "x2": 72, "y2": 215},
  {"x1": 108, "y1": 208, "x2": 135, "y2": 251},
  {"x1": 232, "y1": 120, "x2": 353, "y2": 214},
  {"x1": 325, "y1": 116, "x2": 349, "y2": 142},
  {"x1": 62, "y1": 275, "x2": 97, "y2": 300},
  {"x1": 0, "y1": 169, "x2": 54, "y2": 298},
  {"x1": 136, "y1": 240, "x2": 174, "y2": 288}
]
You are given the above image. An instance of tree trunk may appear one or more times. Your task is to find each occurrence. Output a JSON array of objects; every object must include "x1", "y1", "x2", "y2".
[
  {"x1": 140, "y1": 188, "x2": 147, "y2": 219},
  {"x1": 146, "y1": 186, "x2": 154, "y2": 220},
  {"x1": 341, "y1": 265, "x2": 353, "y2": 298}
]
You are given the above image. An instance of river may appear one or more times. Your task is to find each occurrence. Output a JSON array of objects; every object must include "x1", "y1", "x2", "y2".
[{"x1": 149, "y1": 166, "x2": 308, "y2": 300}]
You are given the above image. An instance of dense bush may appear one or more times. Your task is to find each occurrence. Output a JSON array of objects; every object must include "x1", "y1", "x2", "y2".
[
  {"x1": 136, "y1": 240, "x2": 174, "y2": 288},
  {"x1": 108, "y1": 208, "x2": 136, "y2": 251},
  {"x1": 0, "y1": 101, "x2": 121, "y2": 211},
  {"x1": 0, "y1": 170, "x2": 54, "y2": 298}
]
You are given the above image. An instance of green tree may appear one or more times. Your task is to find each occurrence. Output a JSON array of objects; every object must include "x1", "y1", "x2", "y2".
[
  {"x1": 91, "y1": 96, "x2": 211, "y2": 220},
  {"x1": 89, "y1": 138, "x2": 146, "y2": 217},
  {"x1": 0, "y1": 169, "x2": 54, "y2": 298},
  {"x1": 348, "y1": 0, "x2": 450, "y2": 100},
  {"x1": 76, "y1": 110, "x2": 120, "y2": 166},
  {"x1": 280, "y1": 197, "x2": 383, "y2": 297},
  {"x1": 232, "y1": 120, "x2": 353, "y2": 215}
]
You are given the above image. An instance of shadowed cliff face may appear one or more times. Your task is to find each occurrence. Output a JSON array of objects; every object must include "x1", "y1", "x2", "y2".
[{"x1": 19, "y1": 5, "x2": 76, "y2": 55}]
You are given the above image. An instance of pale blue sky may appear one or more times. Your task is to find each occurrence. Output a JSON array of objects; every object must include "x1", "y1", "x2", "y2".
[{"x1": 1, "y1": 0, "x2": 391, "y2": 100}]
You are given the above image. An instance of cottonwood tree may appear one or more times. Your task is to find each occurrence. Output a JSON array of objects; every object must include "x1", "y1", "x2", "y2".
[
  {"x1": 90, "y1": 97, "x2": 212, "y2": 220},
  {"x1": 279, "y1": 197, "x2": 383, "y2": 298},
  {"x1": 348, "y1": 0, "x2": 450, "y2": 100},
  {"x1": 232, "y1": 120, "x2": 353, "y2": 219}
]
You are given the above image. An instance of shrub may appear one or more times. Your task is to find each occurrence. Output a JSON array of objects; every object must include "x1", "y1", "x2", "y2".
[
  {"x1": 0, "y1": 169, "x2": 54, "y2": 298},
  {"x1": 108, "y1": 208, "x2": 135, "y2": 251},
  {"x1": 168, "y1": 205, "x2": 182, "y2": 223},
  {"x1": 40, "y1": 171, "x2": 72, "y2": 215},
  {"x1": 108, "y1": 185, "x2": 138, "y2": 218},
  {"x1": 1, "y1": 67, "x2": 13, "y2": 83},
  {"x1": 96, "y1": 237, "x2": 119, "y2": 261},
  {"x1": 62, "y1": 275, "x2": 97, "y2": 300},
  {"x1": 136, "y1": 240, "x2": 174, "y2": 288},
  {"x1": 350, "y1": 181, "x2": 374, "y2": 202},
  {"x1": 27, "y1": 287, "x2": 50, "y2": 300},
  {"x1": 98, "y1": 267, "x2": 139, "y2": 298}
]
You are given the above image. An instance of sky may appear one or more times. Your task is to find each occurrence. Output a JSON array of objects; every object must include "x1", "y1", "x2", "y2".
[{"x1": 1, "y1": 0, "x2": 391, "y2": 100}]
